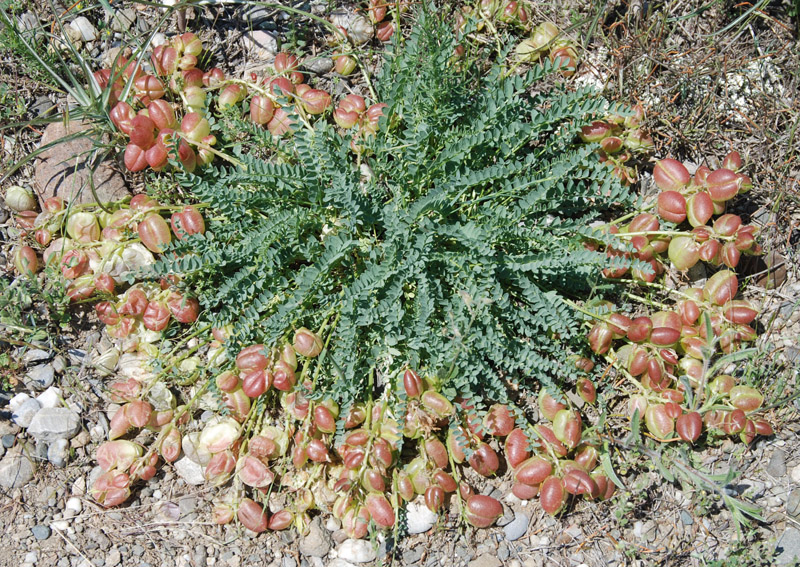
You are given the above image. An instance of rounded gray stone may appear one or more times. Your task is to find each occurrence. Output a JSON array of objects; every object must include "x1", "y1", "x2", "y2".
[
  {"x1": 31, "y1": 525, "x2": 51, "y2": 540},
  {"x1": 767, "y1": 449, "x2": 787, "y2": 478},
  {"x1": 503, "y1": 512, "x2": 529, "y2": 541}
]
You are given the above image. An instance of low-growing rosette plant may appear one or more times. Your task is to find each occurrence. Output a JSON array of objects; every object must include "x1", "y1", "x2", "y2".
[{"x1": 45, "y1": 4, "x2": 775, "y2": 542}]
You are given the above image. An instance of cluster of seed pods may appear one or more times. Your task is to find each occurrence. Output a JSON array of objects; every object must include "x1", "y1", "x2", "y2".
[
  {"x1": 91, "y1": 324, "x2": 629, "y2": 536},
  {"x1": 326, "y1": 0, "x2": 399, "y2": 77},
  {"x1": 331, "y1": 94, "x2": 387, "y2": 152},
  {"x1": 593, "y1": 152, "x2": 761, "y2": 282},
  {"x1": 243, "y1": 52, "x2": 335, "y2": 137},
  {"x1": 653, "y1": 154, "x2": 760, "y2": 271},
  {"x1": 580, "y1": 105, "x2": 654, "y2": 186},
  {"x1": 586, "y1": 270, "x2": 772, "y2": 443},
  {"x1": 99, "y1": 33, "x2": 225, "y2": 172},
  {"x1": 11, "y1": 189, "x2": 204, "y2": 306},
  {"x1": 513, "y1": 22, "x2": 579, "y2": 76}
]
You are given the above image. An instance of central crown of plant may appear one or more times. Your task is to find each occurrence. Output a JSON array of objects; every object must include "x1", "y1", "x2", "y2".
[{"x1": 151, "y1": 10, "x2": 630, "y2": 406}]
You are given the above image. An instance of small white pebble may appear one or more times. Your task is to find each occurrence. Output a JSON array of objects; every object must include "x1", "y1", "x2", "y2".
[
  {"x1": 66, "y1": 497, "x2": 82, "y2": 515},
  {"x1": 50, "y1": 520, "x2": 70, "y2": 531}
]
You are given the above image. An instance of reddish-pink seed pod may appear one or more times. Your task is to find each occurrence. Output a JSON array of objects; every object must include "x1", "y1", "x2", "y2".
[
  {"x1": 653, "y1": 159, "x2": 691, "y2": 191},
  {"x1": 668, "y1": 236, "x2": 700, "y2": 271},
  {"x1": 627, "y1": 316, "x2": 653, "y2": 343},
  {"x1": 721, "y1": 242, "x2": 741, "y2": 268},
  {"x1": 729, "y1": 386, "x2": 764, "y2": 412},
  {"x1": 534, "y1": 424, "x2": 568, "y2": 457},
  {"x1": 514, "y1": 456, "x2": 552, "y2": 486},
  {"x1": 539, "y1": 476, "x2": 566, "y2": 515},
  {"x1": 722, "y1": 151, "x2": 742, "y2": 171},
  {"x1": 268, "y1": 509, "x2": 293, "y2": 531},
  {"x1": 693, "y1": 164, "x2": 711, "y2": 186},
  {"x1": 713, "y1": 214, "x2": 742, "y2": 237},
  {"x1": 686, "y1": 191, "x2": 714, "y2": 228},
  {"x1": 676, "y1": 412, "x2": 703, "y2": 443},
  {"x1": 403, "y1": 368, "x2": 423, "y2": 398},
  {"x1": 138, "y1": 213, "x2": 172, "y2": 253},
  {"x1": 704, "y1": 270, "x2": 738, "y2": 306},
  {"x1": 629, "y1": 212, "x2": 660, "y2": 233},
  {"x1": 484, "y1": 404, "x2": 515, "y2": 437},
  {"x1": 512, "y1": 482, "x2": 539, "y2": 500},
  {"x1": 423, "y1": 437, "x2": 449, "y2": 469},
  {"x1": 538, "y1": 390, "x2": 566, "y2": 422},
  {"x1": 753, "y1": 419, "x2": 774, "y2": 437},
  {"x1": 576, "y1": 378, "x2": 596, "y2": 404},
  {"x1": 663, "y1": 401, "x2": 682, "y2": 420},
  {"x1": 236, "y1": 344, "x2": 269, "y2": 372},
  {"x1": 241, "y1": 369, "x2": 269, "y2": 398},
  {"x1": 563, "y1": 467, "x2": 596, "y2": 496},
  {"x1": 644, "y1": 404, "x2": 674, "y2": 439},
  {"x1": 424, "y1": 485, "x2": 445, "y2": 512},
  {"x1": 607, "y1": 312, "x2": 632, "y2": 339},
  {"x1": 573, "y1": 444, "x2": 598, "y2": 471},
  {"x1": 237, "y1": 498, "x2": 268, "y2": 533},
  {"x1": 464, "y1": 494, "x2": 503, "y2": 527},
  {"x1": 657, "y1": 191, "x2": 687, "y2": 223},
  {"x1": 365, "y1": 493, "x2": 395, "y2": 528},
  {"x1": 588, "y1": 322, "x2": 612, "y2": 355},
  {"x1": 468, "y1": 443, "x2": 500, "y2": 477},
  {"x1": 707, "y1": 168, "x2": 740, "y2": 202},
  {"x1": 650, "y1": 327, "x2": 680, "y2": 347},
  {"x1": 505, "y1": 428, "x2": 531, "y2": 468},
  {"x1": 313, "y1": 405, "x2": 336, "y2": 433}
]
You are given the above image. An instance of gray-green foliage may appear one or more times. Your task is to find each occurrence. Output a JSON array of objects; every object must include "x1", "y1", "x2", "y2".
[{"x1": 149, "y1": 8, "x2": 633, "y2": 406}]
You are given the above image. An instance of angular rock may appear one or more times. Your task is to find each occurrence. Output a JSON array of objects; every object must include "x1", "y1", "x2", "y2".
[
  {"x1": 0, "y1": 448, "x2": 35, "y2": 489},
  {"x1": 242, "y1": 30, "x2": 278, "y2": 61},
  {"x1": 26, "y1": 364, "x2": 55, "y2": 390},
  {"x1": 12, "y1": 397, "x2": 41, "y2": 428},
  {"x1": 48, "y1": 438, "x2": 70, "y2": 468},
  {"x1": 336, "y1": 539, "x2": 376, "y2": 564},
  {"x1": 36, "y1": 386, "x2": 62, "y2": 409},
  {"x1": 767, "y1": 448, "x2": 787, "y2": 478},
  {"x1": 9, "y1": 392, "x2": 32, "y2": 413},
  {"x1": 174, "y1": 455, "x2": 205, "y2": 485},
  {"x1": 299, "y1": 516, "x2": 332, "y2": 557},
  {"x1": 23, "y1": 348, "x2": 51, "y2": 364},
  {"x1": 776, "y1": 527, "x2": 800, "y2": 564},
  {"x1": 34, "y1": 120, "x2": 129, "y2": 208},
  {"x1": 406, "y1": 501, "x2": 437, "y2": 534},
  {"x1": 110, "y1": 9, "x2": 135, "y2": 32},
  {"x1": 27, "y1": 407, "x2": 81, "y2": 443},
  {"x1": 303, "y1": 56, "x2": 334, "y2": 75},
  {"x1": 69, "y1": 16, "x2": 98, "y2": 41}
]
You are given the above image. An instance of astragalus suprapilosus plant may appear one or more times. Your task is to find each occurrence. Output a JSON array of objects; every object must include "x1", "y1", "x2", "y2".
[
  {"x1": 111, "y1": 4, "x2": 635, "y2": 530},
  {"x1": 60, "y1": 2, "x2": 773, "y2": 539}
]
